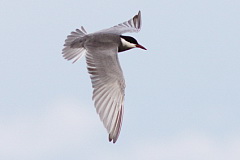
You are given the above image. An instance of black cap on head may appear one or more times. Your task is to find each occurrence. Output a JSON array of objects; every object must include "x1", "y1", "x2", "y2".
[{"x1": 120, "y1": 35, "x2": 139, "y2": 45}]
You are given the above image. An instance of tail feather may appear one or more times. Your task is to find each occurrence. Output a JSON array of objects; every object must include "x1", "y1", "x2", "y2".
[{"x1": 62, "y1": 26, "x2": 87, "y2": 63}]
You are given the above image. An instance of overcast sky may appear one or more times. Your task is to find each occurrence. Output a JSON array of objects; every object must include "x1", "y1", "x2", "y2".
[{"x1": 1, "y1": 0, "x2": 240, "y2": 160}]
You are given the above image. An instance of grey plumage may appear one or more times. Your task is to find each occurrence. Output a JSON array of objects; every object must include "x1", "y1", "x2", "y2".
[{"x1": 62, "y1": 11, "x2": 145, "y2": 143}]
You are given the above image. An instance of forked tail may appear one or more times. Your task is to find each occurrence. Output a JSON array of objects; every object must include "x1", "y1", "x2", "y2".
[{"x1": 62, "y1": 26, "x2": 87, "y2": 63}]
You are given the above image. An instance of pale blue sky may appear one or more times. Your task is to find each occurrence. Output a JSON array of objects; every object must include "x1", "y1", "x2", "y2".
[{"x1": 1, "y1": 0, "x2": 240, "y2": 159}]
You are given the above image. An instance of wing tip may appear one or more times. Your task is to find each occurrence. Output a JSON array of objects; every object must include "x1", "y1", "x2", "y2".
[
  {"x1": 138, "y1": 10, "x2": 141, "y2": 16},
  {"x1": 108, "y1": 134, "x2": 117, "y2": 143},
  {"x1": 107, "y1": 106, "x2": 124, "y2": 144},
  {"x1": 133, "y1": 10, "x2": 142, "y2": 31}
]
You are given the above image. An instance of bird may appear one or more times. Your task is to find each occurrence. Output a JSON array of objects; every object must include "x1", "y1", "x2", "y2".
[{"x1": 62, "y1": 11, "x2": 146, "y2": 143}]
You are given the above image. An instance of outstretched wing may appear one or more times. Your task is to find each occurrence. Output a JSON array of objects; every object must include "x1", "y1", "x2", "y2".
[
  {"x1": 85, "y1": 42, "x2": 125, "y2": 143},
  {"x1": 96, "y1": 11, "x2": 142, "y2": 35}
]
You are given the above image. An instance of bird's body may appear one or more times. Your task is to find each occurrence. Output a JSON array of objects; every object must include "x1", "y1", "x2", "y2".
[{"x1": 62, "y1": 11, "x2": 146, "y2": 143}]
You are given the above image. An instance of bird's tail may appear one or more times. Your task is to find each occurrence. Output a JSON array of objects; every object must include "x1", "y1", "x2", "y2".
[{"x1": 62, "y1": 26, "x2": 87, "y2": 63}]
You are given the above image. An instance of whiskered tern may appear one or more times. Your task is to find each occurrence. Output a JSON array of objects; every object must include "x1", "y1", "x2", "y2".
[{"x1": 62, "y1": 11, "x2": 146, "y2": 143}]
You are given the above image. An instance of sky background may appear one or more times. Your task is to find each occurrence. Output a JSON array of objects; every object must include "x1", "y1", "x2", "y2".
[{"x1": 1, "y1": 0, "x2": 240, "y2": 159}]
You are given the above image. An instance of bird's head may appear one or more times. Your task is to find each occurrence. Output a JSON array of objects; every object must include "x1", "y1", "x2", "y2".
[{"x1": 119, "y1": 35, "x2": 147, "y2": 52}]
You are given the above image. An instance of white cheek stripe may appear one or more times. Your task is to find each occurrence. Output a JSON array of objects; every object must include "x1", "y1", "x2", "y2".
[{"x1": 120, "y1": 38, "x2": 136, "y2": 48}]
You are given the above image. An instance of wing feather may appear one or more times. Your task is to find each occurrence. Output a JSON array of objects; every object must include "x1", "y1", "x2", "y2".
[
  {"x1": 85, "y1": 43, "x2": 125, "y2": 143},
  {"x1": 96, "y1": 11, "x2": 142, "y2": 35}
]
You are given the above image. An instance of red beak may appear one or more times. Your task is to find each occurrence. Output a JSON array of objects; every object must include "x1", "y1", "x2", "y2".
[{"x1": 136, "y1": 44, "x2": 147, "y2": 50}]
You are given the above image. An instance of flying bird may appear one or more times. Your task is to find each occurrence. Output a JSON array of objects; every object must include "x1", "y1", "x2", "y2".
[{"x1": 62, "y1": 11, "x2": 146, "y2": 143}]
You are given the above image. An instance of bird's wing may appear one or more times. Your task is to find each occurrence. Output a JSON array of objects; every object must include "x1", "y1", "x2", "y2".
[
  {"x1": 85, "y1": 42, "x2": 125, "y2": 143},
  {"x1": 96, "y1": 11, "x2": 142, "y2": 35}
]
